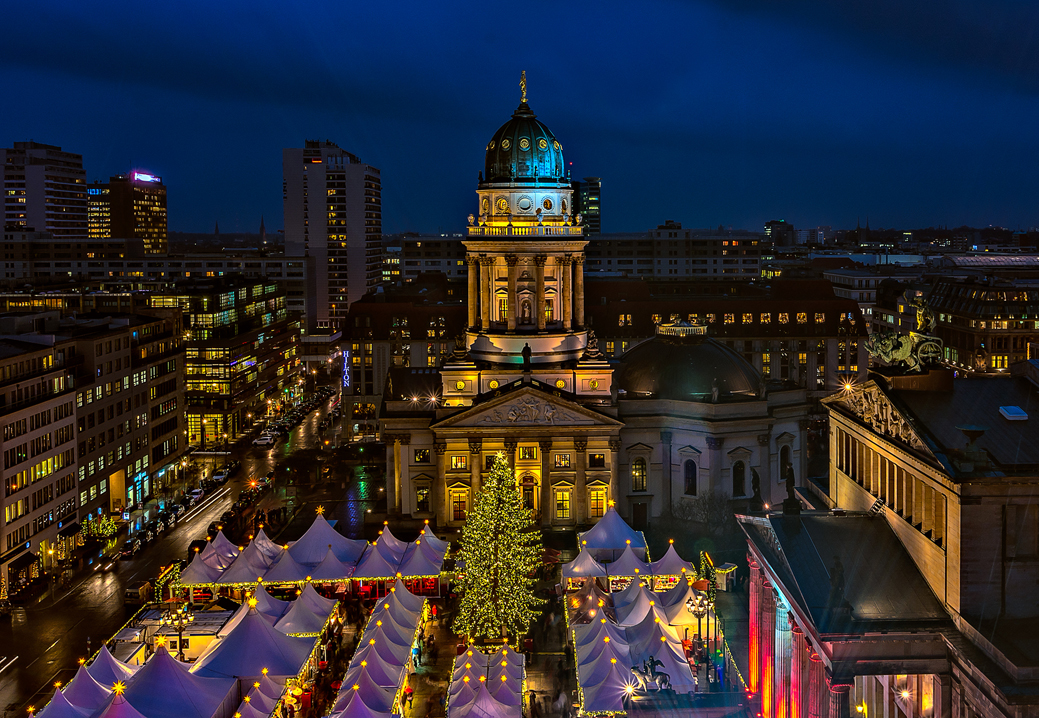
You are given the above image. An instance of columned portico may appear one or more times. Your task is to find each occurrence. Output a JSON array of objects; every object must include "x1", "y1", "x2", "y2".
[
  {"x1": 574, "y1": 254, "x2": 585, "y2": 328},
  {"x1": 561, "y1": 255, "x2": 573, "y2": 331},
  {"x1": 505, "y1": 255, "x2": 519, "y2": 331},
  {"x1": 534, "y1": 255, "x2": 547, "y2": 331},
  {"x1": 467, "y1": 255, "x2": 479, "y2": 328},
  {"x1": 479, "y1": 256, "x2": 493, "y2": 331}
]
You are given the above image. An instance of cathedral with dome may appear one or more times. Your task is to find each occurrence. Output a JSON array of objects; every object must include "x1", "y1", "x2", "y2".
[{"x1": 379, "y1": 75, "x2": 813, "y2": 530}]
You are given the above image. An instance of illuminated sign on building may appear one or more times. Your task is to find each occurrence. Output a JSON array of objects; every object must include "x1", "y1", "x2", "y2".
[
  {"x1": 342, "y1": 350, "x2": 350, "y2": 389},
  {"x1": 132, "y1": 172, "x2": 161, "y2": 183}
]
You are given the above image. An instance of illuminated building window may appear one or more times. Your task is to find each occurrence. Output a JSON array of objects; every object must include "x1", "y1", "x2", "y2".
[
  {"x1": 589, "y1": 453, "x2": 605, "y2": 468},
  {"x1": 589, "y1": 489, "x2": 606, "y2": 518},
  {"x1": 413, "y1": 449, "x2": 430, "y2": 464},
  {"x1": 797, "y1": 312, "x2": 808, "y2": 324},
  {"x1": 815, "y1": 313, "x2": 825, "y2": 323},
  {"x1": 605, "y1": 341, "x2": 614, "y2": 355},
  {"x1": 742, "y1": 313, "x2": 753, "y2": 324},
  {"x1": 724, "y1": 314, "x2": 734, "y2": 324},
  {"x1": 762, "y1": 353, "x2": 771, "y2": 377},
  {"x1": 555, "y1": 489, "x2": 571, "y2": 519},
  {"x1": 415, "y1": 487, "x2": 430, "y2": 513},
  {"x1": 618, "y1": 314, "x2": 632, "y2": 327},
  {"x1": 631, "y1": 458, "x2": 647, "y2": 492},
  {"x1": 545, "y1": 300, "x2": 554, "y2": 321},
  {"x1": 992, "y1": 355, "x2": 1008, "y2": 369},
  {"x1": 518, "y1": 447, "x2": 537, "y2": 461},
  {"x1": 760, "y1": 313, "x2": 771, "y2": 324},
  {"x1": 554, "y1": 453, "x2": 571, "y2": 469},
  {"x1": 451, "y1": 455, "x2": 467, "y2": 470},
  {"x1": 451, "y1": 490, "x2": 468, "y2": 521},
  {"x1": 498, "y1": 298, "x2": 508, "y2": 322},
  {"x1": 706, "y1": 313, "x2": 716, "y2": 324}
]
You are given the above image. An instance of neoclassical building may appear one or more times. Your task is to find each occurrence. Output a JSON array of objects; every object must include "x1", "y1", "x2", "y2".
[{"x1": 380, "y1": 79, "x2": 813, "y2": 530}]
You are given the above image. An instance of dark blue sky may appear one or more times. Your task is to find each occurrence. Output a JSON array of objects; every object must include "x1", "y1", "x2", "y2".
[{"x1": 4, "y1": 0, "x2": 1039, "y2": 234}]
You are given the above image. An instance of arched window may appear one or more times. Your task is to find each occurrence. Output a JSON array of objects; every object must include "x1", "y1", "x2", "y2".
[
  {"x1": 684, "y1": 460, "x2": 697, "y2": 496},
  {"x1": 631, "y1": 457, "x2": 647, "y2": 492},
  {"x1": 732, "y1": 460, "x2": 746, "y2": 497}
]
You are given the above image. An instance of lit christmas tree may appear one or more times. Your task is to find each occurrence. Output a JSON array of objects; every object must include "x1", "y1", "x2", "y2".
[{"x1": 453, "y1": 452, "x2": 544, "y2": 643}]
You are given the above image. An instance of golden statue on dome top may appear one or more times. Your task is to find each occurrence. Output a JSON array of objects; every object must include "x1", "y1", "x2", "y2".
[{"x1": 519, "y1": 70, "x2": 527, "y2": 103}]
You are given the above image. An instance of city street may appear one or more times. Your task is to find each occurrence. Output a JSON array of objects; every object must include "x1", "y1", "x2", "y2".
[{"x1": 0, "y1": 395, "x2": 341, "y2": 715}]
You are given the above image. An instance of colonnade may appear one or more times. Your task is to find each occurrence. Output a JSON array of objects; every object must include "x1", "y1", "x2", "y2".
[
  {"x1": 750, "y1": 559, "x2": 852, "y2": 718},
  {"x1": 466, "y1": 253, "x2": 584, "y2": 332}
]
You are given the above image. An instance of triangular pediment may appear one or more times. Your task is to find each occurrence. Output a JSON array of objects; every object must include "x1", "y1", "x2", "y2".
[
  {"x1": 822, "y1": 380, "x2": 937, "y2": 462},
  {"x1": 431, "y1": 384, "x2": 623, "y2": 432}
]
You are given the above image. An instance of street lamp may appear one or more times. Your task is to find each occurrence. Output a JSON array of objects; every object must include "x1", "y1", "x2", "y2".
[
  {"x1": 161, "y1": 605, "x2": 195, "y2": 661},
  {"x1": 686, "y1": 593, "x2": 708, "y2": 654}
]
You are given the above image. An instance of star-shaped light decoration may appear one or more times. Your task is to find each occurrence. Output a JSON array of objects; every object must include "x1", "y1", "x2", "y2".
[{"x1": 113, "y1": 681, "x2": 126, "y2": 696}]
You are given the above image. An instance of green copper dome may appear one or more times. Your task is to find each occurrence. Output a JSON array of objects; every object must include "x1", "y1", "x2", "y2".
[{"x1": 483, "y1": 101, "x2": 567, "y2": 185}]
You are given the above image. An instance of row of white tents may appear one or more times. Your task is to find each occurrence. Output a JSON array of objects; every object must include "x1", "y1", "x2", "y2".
[
  {"x1": 34, "y1": 583, "x2": 341, "y2": 718},
  {"x1": 179, "y1": 516, "x2": 449, "y2": 587},
  {"x1": 446, "y1": 647, "x2": 525, "y2": 718},
  {"x1": 327, "y1": 580, "x2": 427, "y2": 718}
]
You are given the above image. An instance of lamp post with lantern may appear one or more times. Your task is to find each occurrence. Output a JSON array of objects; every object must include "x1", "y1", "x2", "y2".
[{"x1": 161, "y1": 605, "x2": 195, "y2": 661}]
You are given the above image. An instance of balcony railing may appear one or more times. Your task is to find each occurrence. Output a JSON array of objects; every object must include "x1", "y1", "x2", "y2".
[{"x1": 466, "y1": 225, "x2": 584, "y2": 237}]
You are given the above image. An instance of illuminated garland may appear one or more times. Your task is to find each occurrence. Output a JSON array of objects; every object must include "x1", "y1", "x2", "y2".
[
  {"x1": 452, "y1": 453, "x2": 544, "y2": 643},
  {"x1": 699, "y1": 551, "x2": 717, "y2": 604}
]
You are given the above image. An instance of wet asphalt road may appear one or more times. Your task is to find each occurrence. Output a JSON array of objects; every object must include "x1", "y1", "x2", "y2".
[{"x1": 0, "y1": 396, "x2": 340, "y2": 714}]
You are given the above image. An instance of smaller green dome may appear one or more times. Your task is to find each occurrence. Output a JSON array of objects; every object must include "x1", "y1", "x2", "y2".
[{"x1": 484, "y1": 102, "x2": 567, "y2": 185}]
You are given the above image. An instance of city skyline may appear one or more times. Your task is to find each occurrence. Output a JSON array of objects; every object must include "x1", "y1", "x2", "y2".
[{"x1": 3, "y1": 2, "x2": 1039, "y2": 235}]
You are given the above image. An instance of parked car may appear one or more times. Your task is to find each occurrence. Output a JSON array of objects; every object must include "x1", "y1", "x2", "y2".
[
  {"x1": 225, "y1": 460, "x2": 241, "y2": 477},
  {"x1": 253, "y1": 435, "x2": 276, "y2": 446},
  {"x1": 189, "y1": 488, "x2": 205, "y2": 502},
  {"x1": 124, "y1": 580, "x2": 153, "y2": 605},
  {"x1": 120, "y1": 537, "x2": 142, "y2": 557},
  {"x1": 169, "y1": 503, "x2": 186, "y2": 518}
]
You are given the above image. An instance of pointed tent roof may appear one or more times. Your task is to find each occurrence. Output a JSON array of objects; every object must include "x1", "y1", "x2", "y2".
[
  {"x1": 309, "y1": 547, "x2": 355, "y2": 581},
  {"x1": 124, "y1": 646, "x2": 235, "y2": 718},
  {"x1": 202, "y1": 531, "x2": 240, "y2": 564},
  {"x1": 242, "y1": 685, "x2": 278, "y2": 714},
  {"x1": 562, "y1": 548, "x2": 607, "y2": 579},
  {"x1": 573, "y1": 620, "x2": 627, "y2": 648},
  {"x1": 96, "y1": 695, "x2": 149, "y2": 718},
  {"x1": 275, "y1": 596, "x2": 331, "y2": 636},
  {"x1": 452, "y1": 682, "x2": 517, "y2": 718},
  {"x1": 191, "y1": 607, "x2": 317, "y2": 679},
  {"x1": 298, "y1": 582, "x2": 338, "y2": 616},
  {"x1": 609, "y1": 577, "x2": 646, "y2": 609},
  {"x1": 37, "y1": 688, "x2": 89, "y2": 718},
  {"x1": 329, "y1": 693, "x2": 392, "y2": 718},
  {"x1": 625, "y1": 608, "x2": 682, "y2": 661},
  {"x1": 352, "y1": 636, "x2": 411, "y2": 667},
  {"x1": 263, "y1": 550, "x2": 311, "y2": 584},
  {"x1": 361, "y1": 612, "x2": 416, "y2": 650},
  {"x1": 418, "y1": 526, "x2": 449, "y2": 554},
  {"x1": 251, "y1": 529, "x2": 284, "y2": 562},
  {"x1": 62, "y1": 665, "x2": 112, "y2": 711},
  {"x1": 333, "y1": 670, "x2": 396, "y2": 713},
  {"x1": 253, "y1": 673, "x2": 285, "y2": 702},
  {"x1": 343, "y1": 652, "x2": 406, "y2": 690},
  {"x1": 605, "y1": 546, "x2": 652, "y2": 578},
  {"x1": 397, "y1": 541, "x2": 444, "y2": 578},
  {"x1": 233, "y1": 703, "x2": 269, "y2": 718},
  {"x1": 576, "y1": 634, "x2": 630, "y2": 669},
  {"x1": 387, "y1": 580, "x2": 426, "y2": 613},
  {"x1": 374, "y1": 525, "x2": 410, "y2": 558},
  {"x1": 578, "y1": 660, "x2": 632, "y2": 714},
  {"x1": 578, "y1": 506, "x2": 646, "y2": 554},
  {"x1": 649, "y1": 544, "x2": 696, "y2": 577},
  {"x1": 633, "y1": 640, "x2": 696, "y2": 689},
  {"x1": 352, "y1": 544, "x2": 402, "y2": 579},
  {"x1": 179, "y1": 553, "x2": 223, "y2": 586},
  {"x1": 287, "y1": 514, "x2": 367, "y2": 564},
  {"x1": 215, "y1": 540, "x2": 271, "y2": 586},
  {"x1": 614, "y1": 587, "x2": 662, "y2": 627},
  {"x1": 86, "y1": 645, "x2": 138, "y2": 687},
  {"x1": 659, "y1": 578, "x2": 698, "y2": 609}
]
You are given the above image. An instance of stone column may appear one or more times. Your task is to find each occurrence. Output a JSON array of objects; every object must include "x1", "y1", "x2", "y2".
[
  {"x1": 935, "y1": 675, "x2": 953, "y2": 718},
  {"x1": 660, "y1": 431, "x2": 673, "y2": 515},
  {"x1": 390, "y1": 435, "x2": 402, "y2": 514},
  {"x1": 808, "y1": 651, "x2": 825, "y2": 718},
  {"x1": 790, "y1": 624, "x2": 807, "y2": 718},
  {"x1": 749, "y1": 559, "x2": 763, "y2": 694},
  {"x1": 827, "y1": 677, "x2": 851, "y2": 718},
  {"x1": 479, "y1": 257, "x2": 494, "y2": 330},
  {"x1": 505, "y1": 255, "x2": 519, "y2": 331},
  {"x1": 469, "y1": 438, "x2": 482, "y2": 497},
  {"x1": 574, "y1": 438, "x2": 587, "y2": 524},
  {"x1": 504, "y1": 439, "x2": 518, "y2": 476},
  {"x1": 540, "y1": 438, "x2": 553, "y2": 527},
  {"x1": 534, "y1": 255, "x2": 547, "y2": 331},
  {"x1": 707, "y1": 437, "x2": 724, "y2": 493},
  {"x1": 433, "y1": 442, "x2": 446, "y2": 521},
  {"x1": 776, "y1": 607, "x2": 792, "y2": 718},
  {"x1": 574, "y1": 254, "x2": 585, "y2": 328},
  {"x1": 466, "y1": 255, "x2": 479, "y2": 329},
  {"x1": 761, "y1": 582, "x2": 777, "y2": 718},
  {"x1": 608, "y1": 438, "x2": 621, "y2": 509},
  {"x1": 561, "y1": 255, "x2": 573, "y2": 331}
]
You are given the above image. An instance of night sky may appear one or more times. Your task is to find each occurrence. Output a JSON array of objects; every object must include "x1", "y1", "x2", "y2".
[{"x1": 3, "y1": 1, "x2": 1039, "y2": 235}]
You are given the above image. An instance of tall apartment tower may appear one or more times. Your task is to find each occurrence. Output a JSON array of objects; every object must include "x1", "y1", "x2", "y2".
[
  {"x1": 282, "y1": 141, "x2": 382, "y2": 331},
  {"x1": 88, "y1": 172, "x2": 168, "y2": 254},
  {"x1": 571, "y1": 176, "x2": 602, "y2": 235},
  {"x1": 2, "y1": 142, "x2": 87, "y2": 239}
]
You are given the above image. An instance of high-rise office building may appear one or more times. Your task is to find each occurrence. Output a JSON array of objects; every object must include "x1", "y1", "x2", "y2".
[
  {"x1": 2, "y1": 142, "x2": 87, "y2": 239},
  {"x1": 87, "y1": 172, "x2": 168, "y2": 254},
  {"x1": 282, "y1": 141, "x2": 381, "y2": 331},
  {"x1": 571, "y1": 176, "x2": 602, "y2": 235}
]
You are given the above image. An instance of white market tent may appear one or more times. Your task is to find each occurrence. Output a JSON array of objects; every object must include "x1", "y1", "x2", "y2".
[
  {"x1": 96, "y1": 696, "x2": 149, "y2": 718},
  {"x1": 605, "y1": 546, "x2": 652, "y2": 579},
  {"x1": 332, "y1": 670, "x2": 397, "y2": 713},
  {"x1": 649, "y1": 544, "x2": 696, "y2": 578},
  {"x1": 561, "y1": 549, "x2": 607, "y2": 580},
  {"x1": 309, "y1": 547, "x2": 355, "y2": 582},
  {"x1": 190, "y1": 606, "x2": 317, "y2": 680},
  {"x1": 61, "y1": 665, "x2": 111, "y2": 712},
  {"x1": 201, "y1": 531, "x2": 240, "y2": 567},
  {"x1": 36, "y1": 688, "x2": 88, "y2": 718},
  {"x1": 447, "y1": 649, "x2": 524, "y2": 718},
  {"x1": 215, "y1": 540, "x2": 275, "y2": 586},
  {"x1": 263, "y1": 550, "x2": 311, "y2": 584},
  {"x1": 578, "y1": 507, "x2": 647, "y2": 561},
  {"x1": 274, "y1": 594, "x2": 332, "y2": 636},
  {"x1": 613, "y1": 586, "x2": 662, "y2": 627},
  {"x1": 86, "y1": 645, "x2": 139, "y2": 687},
  {"x1": 122, "y1": 646, "x2": 238, "y2": 718},
  {"x1": 287, "y1": 515, "x2": 367, "y2": 565},
  {"x1": 343, "y1": 652, "x2": 406, "y2": 690},
  {"x1": 179, "y1": 554, "x2": 224, "y2": 586}
]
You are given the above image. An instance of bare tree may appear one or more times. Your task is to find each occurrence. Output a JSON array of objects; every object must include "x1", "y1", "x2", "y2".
[{"x1": 673, "y1": 489, "x2": 737, "y2": 537}]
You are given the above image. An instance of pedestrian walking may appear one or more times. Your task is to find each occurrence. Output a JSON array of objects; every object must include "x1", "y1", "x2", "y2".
[
  {"x1": 404, "y1": 685, "x2": 414, "y2": 710},
  {"x1": 412, "y1": 644, "x2": 421, "y2": 667},
  {"x1": 416, "y1": 641, "x2": 423, "y2": 666}
]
